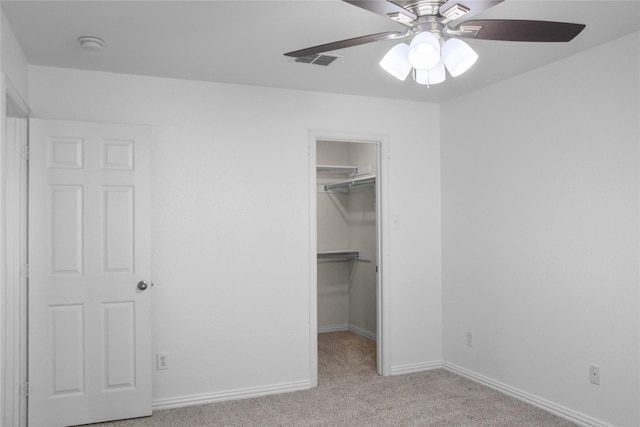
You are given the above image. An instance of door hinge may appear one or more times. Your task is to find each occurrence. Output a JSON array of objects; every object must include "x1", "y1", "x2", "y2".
[
  {"x1": 21, "y1": 382, "x2": 29, "y2": 397},
  {"x1": 21, "y1": 146, "x2": 29, "y2": 160},
  {"x1": 21, "y1": 264, "x2": 29, "y2": 278}
]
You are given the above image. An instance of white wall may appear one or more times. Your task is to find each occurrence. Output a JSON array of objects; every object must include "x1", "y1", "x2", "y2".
[
  {"x1": 1, "y1": 11, "x2": 29, "y2": 103},
  {"x1": 28, "y1": 65, "x2": 442, "y2": 403},
  {"x1": 441, "y1": 32, "x2": 640, "y2": 426}
]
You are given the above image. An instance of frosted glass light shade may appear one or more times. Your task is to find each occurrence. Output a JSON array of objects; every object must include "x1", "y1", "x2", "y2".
[
  {"x1": 415, "y1": 61, "x2": 446, "y2": 85},
  {"x1": 379, "y1": 43, "x2": 412, "y2": 80},
  {"x1": 441, "y1": 38, "x2": 478, "y2": 77},
  {"x1": 408, "y1": 31, "x2": 440, "y2": 70}
]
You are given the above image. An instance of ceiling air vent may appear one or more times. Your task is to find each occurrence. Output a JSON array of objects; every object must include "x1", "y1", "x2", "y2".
[{"x1": 294, "y1": 54, "x2": 338, "y2": 66}]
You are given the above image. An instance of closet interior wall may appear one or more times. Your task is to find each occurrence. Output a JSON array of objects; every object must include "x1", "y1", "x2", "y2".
[{"x1": 317, "y1": 140, "x2": 377, "y2": 339}]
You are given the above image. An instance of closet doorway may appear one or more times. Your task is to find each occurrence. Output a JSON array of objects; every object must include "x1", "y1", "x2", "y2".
[{"x1": 309, "y1": 132, "x2": 388, "y2": 385}]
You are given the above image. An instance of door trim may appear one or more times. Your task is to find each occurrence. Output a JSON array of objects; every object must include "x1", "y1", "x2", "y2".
[
  {"x1": 308, "y1": 129, "x2": 391, "y2": 386},
  {"x1": 1, "y1": 74, "x2": 30, "y2": 427}
]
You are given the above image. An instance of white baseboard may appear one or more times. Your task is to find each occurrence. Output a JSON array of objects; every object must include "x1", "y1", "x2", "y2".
[
  {"x1": 390, "y1": 360, "x2": 443, "y2": 376},
  {"x1": 318, "y1": 324, "x2": 349, "y2": 334},
  {"x1": 348, "y1": 324, "x2": 376, "y2": 340},
  {"x1": 318, "y1": 324, "x2": 376, "y2": 341},
  {"x1": 443, "y1": 362, "x2": 609, "y2": 427},
  {"x1": 152, "y1": 380, "x2": 311, "y2": 411}
]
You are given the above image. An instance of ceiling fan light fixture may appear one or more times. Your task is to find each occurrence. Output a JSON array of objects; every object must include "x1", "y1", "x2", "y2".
[
  {"x1": 441, "y1": 38, "x2": 478, "y2": 77},
  {"x1": 408, "y1": 31, "x2": 441, "y2": 70},
  {"x1": 414, "y1": 61, "x2": 446, "y2": 86},
  {"x1": 379, "y1": 43, "x2": 412, "y2": 81}
]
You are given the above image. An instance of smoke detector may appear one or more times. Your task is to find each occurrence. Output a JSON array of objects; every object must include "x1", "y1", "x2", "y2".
[{"x1": 78, "y1": 36, "x2": 104, "y2": 51}]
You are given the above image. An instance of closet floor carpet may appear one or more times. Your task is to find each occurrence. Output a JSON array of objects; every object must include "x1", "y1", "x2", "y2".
[{"x1": 89, "y1": 331, "x2": 575, "y2": 426}]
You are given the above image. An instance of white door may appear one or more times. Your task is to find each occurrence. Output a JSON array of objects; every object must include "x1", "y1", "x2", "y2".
[{"x1": 28, "y1": 119, "x2": 152, "y2": 427}]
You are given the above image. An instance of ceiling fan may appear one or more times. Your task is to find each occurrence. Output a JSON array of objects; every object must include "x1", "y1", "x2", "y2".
[{"x1": 284, "y1": 0, "x2": 585, "y2": 86}]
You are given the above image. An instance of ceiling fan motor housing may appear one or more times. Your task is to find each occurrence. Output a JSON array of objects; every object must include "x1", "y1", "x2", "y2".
[{"x1": 395, "y1": 0, "x2": 448, "y2": 17}]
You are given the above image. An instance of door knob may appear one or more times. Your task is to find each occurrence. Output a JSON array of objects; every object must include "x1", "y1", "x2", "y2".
[{"x1": 137, "y1": 281, "x2": 149, "y2": 291}]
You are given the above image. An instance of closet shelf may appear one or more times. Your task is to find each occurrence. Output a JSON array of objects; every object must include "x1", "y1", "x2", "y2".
[
  {"x1": 324, "y1": 176, "x2": 375, "y2": 193},
  {"x1": 317, "y1": 165, "x2": 371, "y2": 177},
  {"x1": 317, "y1": 250, "x2": 372, "y2": 262}
]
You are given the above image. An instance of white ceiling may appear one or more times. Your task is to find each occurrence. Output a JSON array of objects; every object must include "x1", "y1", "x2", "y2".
[{"x1": 2, "y1": 0, "x2": 640, "y2": 102}]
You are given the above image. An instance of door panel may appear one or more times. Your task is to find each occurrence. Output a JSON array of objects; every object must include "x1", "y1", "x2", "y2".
[
  {"x1": 28, "y1": 119, "x2": 151, "y2": 427},
  {"x1": 103, "y1": 186, "x2": 134, "y2": 272},
  {"x1": 50, "y1": 185, "x2": 84, "y2": 274}
]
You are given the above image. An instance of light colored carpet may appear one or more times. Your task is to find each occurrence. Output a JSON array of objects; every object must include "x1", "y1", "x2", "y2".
[{"x1": 90, "y1": 332, "x2": 575, "y2": 426}]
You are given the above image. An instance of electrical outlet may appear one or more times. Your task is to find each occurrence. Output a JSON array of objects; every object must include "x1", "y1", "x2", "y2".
[
  {"x1": 589, "y1": 364, "x2": 600, "y2": 385},
  {"x1": 465, "y1": 331, "x2": 473, "y2": 348},
  {"x1": 157, "y1": 352, "x2": 169, "y2": 370}
]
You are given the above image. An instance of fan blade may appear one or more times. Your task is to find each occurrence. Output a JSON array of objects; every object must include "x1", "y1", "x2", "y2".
[
  {"x1": 439, "y1": 0, "x2": 504, "y2": 21},
  {"x1": 453, "y1": 19, "x2": 586, "y2": 42},
  {"x1": 284, "y1": 31, "x2": 403, "y2": 58},
  {"x1": 343, "y1": 0, "x2": 417, "y2": 22}
]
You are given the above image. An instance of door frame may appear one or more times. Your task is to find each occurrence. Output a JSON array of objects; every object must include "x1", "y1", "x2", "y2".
[
  {"x1": 1, "y1": 74, "x2": 30, "y2": 427},
  {"x1": 308, "y1": 129, "x2": 391, "y2": 387}
]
